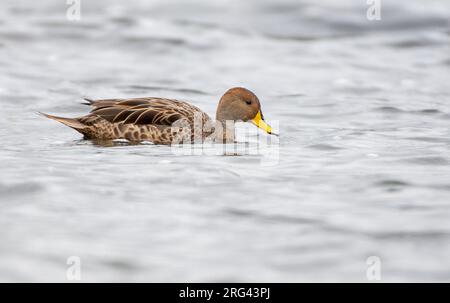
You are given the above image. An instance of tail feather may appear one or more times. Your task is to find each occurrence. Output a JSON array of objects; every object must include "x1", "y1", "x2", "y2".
[
  {"x1": 39, "y1": 112, "x2": 86, "y2": 130},
  {"x1": 81, "y1": 98, "x2": 94, "y2": 106}
]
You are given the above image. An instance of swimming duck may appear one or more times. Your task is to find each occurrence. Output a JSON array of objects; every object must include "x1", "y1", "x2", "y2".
[{"x1": 41, "y1": 87, "x2": 275, "y2": 144}]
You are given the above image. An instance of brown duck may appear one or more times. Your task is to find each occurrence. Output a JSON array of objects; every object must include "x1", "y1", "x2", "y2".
[{"x1": 41, "y1": 87, "x2": 275, "y2": 145}]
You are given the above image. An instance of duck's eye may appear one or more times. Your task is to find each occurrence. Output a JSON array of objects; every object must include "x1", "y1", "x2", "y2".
[{"x1": 245, "y1": 100, "x2": 252, "y2": 105}]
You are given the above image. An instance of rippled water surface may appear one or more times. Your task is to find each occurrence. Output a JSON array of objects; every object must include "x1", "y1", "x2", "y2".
[{"x1": 0, "y1": 0, "x2": 449, "y2": 282}]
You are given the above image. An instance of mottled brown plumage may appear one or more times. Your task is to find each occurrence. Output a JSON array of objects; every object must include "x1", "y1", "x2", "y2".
[{"x1": 42, "y1": 87, "x2": 274, "y2": 145}]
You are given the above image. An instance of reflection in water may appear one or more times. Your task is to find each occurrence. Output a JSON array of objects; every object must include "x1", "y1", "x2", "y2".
[{"x1": 88, "y1": 139, "x2": 146, "y2": 147}]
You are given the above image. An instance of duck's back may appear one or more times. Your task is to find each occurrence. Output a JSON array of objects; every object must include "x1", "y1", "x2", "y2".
[{"x1": 43, "y1": 97, "x2": 214, "y2": 144}]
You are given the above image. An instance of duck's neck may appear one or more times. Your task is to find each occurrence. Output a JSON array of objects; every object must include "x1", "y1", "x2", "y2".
[{"x1": 214, "y1": 120, "x2": 235, "y2": 144}]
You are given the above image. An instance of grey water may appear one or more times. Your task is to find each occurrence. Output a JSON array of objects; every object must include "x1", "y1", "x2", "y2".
[{"x1": 0, "y1": 0, "x2": 449, "y2": 282}]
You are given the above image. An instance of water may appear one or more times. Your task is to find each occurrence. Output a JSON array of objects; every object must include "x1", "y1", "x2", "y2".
[{"x1": 0, "y1": 0, "x2": 449, "y2": 282}]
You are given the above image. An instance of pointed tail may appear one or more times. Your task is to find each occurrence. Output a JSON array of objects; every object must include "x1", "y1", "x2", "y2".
[
  {"x1": 81, "y1": 98, "x2": 94, "y2": 106},
  {"x1": 39, "y1": 112, "x2": 86, "y2": 130}
]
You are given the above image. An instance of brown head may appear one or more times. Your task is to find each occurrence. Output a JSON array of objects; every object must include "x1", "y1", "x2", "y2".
[{"x1": 215, "y1": 87, "x2": 274, "y2": 135}]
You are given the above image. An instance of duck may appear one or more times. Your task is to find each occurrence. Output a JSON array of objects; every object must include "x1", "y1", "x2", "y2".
[{"x1": 41, "y1": 87, "x2": 275, "y2": 145}]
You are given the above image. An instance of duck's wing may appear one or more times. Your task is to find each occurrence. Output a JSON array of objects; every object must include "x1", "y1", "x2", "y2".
[{"x1": 82, "y1": 97, "x2": 210, "y2": 126}]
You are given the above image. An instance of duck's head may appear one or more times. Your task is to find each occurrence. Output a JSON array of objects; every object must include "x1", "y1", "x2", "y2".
[{"x1": 215, "y1": 87, "x2": 274, "y2": 135}]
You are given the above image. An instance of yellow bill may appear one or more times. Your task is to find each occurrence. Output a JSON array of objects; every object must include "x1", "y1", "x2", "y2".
[{"x1": 251, "y1": 111, "x2": 274, "y2": 135}]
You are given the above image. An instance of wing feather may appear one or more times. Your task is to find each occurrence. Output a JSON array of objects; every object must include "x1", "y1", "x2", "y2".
[{"x1": 83, "y1": 97, "x2": 210, "y2": 127}]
